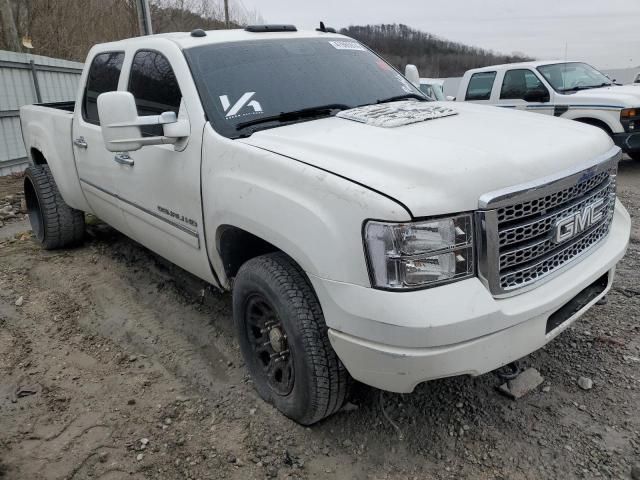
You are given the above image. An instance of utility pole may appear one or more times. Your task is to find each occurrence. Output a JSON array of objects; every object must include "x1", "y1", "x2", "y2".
[
  {"x1": 0, "y1": 0, "x2": 21, "y2": 52},
  {"x1": 224, "y1": 0, "x2": 230, "y2": 28},
  {"x1": 136, "y1": 0, "x2": 153, "y2": 36}
]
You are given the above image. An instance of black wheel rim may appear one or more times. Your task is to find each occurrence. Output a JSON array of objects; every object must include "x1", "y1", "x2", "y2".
[{"x1": 244, "y1": 294, "x2": 294, "y2": 396}]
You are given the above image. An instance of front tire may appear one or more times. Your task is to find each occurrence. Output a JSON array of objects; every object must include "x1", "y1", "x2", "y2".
[
  {"x1": 233, "y1": 252, "x2": 349, "y2": 425},
  {"x1": 24, "y1": 164, "x2": 85, "y2": 249},
  {"x1": 628, "y1": 152, "x2": 640, "y2": 161}
]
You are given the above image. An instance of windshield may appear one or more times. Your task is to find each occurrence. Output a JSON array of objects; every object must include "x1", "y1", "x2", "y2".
[
  {"x1": 184, "y1": 38, "x2": 426, "y2": 138},
  {"x1": 419, "y1": 83, "x2": 445, "y2": 101},
  {"x1": 537, "y1": 62, "x2": 611, "y2": 93}
]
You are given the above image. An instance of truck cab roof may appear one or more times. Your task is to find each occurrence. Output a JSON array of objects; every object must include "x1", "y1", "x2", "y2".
[
  {"x1": 465, "y1": 60, "x2": 586, "y2": 74},
  {"x1": 95, "y1": 28, "x2": 346, "y2": 51}
]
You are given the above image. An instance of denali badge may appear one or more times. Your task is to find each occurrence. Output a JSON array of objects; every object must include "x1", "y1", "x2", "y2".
[{"x1": 553, "y1": 198, "x2": 606, "y2": 243}]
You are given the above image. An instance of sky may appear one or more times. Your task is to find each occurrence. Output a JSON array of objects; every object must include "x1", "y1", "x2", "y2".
[{"x1": 237, "y1": 0, "x2": 640, "y2": 69}]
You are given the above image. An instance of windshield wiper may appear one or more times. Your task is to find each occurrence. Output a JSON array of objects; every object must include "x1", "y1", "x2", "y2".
[
  {"x1": 375, "y1": 93, "x2": 428, "y2": 104},
  {"x1": 236, "y1": 104, "x2": 351, "y2": 131},
  {"x1": 560, "y1": 82, "x2": 612, "y2": 93}
]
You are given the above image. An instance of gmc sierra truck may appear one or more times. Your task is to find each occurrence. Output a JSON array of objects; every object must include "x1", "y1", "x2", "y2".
[
  {"x1": 457, "y1": 61, "x2": 640, "y2": 160},
  {"x1": 20, "y1": 26, "x2": 631, "y2": 425}
]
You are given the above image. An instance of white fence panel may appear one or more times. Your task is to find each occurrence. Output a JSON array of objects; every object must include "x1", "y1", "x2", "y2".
[{"x1": 0, "y1": 50, "x2": 83, "y2": 176}]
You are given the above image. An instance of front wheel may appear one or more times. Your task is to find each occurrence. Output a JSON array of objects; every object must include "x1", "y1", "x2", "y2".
[{"x1": 233, "y1": 252, "x2": 350, "y2": 425}]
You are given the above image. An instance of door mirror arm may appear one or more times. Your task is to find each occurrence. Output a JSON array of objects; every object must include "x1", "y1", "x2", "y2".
[{"x1": 97, "y1": 91, "x2": 190, "y2": 152}]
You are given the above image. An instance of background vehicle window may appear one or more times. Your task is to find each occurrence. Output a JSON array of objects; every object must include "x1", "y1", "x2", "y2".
[
  {"x1": 500, "y1": 69, "x2": 547, "y2": 100},
  {"x1": 128, "y1": 50, "x2": 182, "y2": 136},
  {"x1": 420, "y1": 83, "x2": 445, "y2": 101},
  {"x1": 537, "y1": 62, "x2": 611, "y2": 92},
  {"x1": 420, "y1": 84, "x2": 435, "y2": 98},
  {"x1": 82, "y1": 52, "x2": 124, "y2": 125},
  {"x1": 465, "y1": 72, "x2": 496, "y2": 101}
]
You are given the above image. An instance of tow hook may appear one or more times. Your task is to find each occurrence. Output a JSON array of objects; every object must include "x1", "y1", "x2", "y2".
[{"x1": 496, "y1": 360, "x2": 522, "y2": 381}]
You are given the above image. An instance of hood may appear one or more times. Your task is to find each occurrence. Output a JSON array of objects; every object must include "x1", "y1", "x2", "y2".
[
  {"x1": 566, "y1": 84, "x2": 640, "y2": 107},
  {"x1": 239, "y1": 101, "x2": 615, "y2": 217}
]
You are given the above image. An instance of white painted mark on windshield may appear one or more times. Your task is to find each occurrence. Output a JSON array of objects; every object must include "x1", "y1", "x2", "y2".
[{"x1": 219, "y1": 92, "x2": 263, "y2": 118}]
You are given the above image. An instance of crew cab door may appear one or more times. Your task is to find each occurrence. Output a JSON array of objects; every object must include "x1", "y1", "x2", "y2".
[
  {"x1": 72, "y1": 51, "x2": 131, "y2": 235},
  {"x1": 108, "y1": 44, "x2": 214, "y2": 283},
  {"x1": 495, "y1": 69, "x2": 554, "y2": 115}
]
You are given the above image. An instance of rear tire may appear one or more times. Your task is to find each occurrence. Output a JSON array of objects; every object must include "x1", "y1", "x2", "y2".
[
  {"x1": 24, "y1": 164, "x2": 85, "y2": 249},
  {"x1": 233, "y1": 252, "x2": 350, "y2": 425}
]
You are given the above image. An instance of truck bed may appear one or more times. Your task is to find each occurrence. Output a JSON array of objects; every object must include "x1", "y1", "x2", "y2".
[{"x1": 20, "y1": 103, "x2": 89, "y2": 212}]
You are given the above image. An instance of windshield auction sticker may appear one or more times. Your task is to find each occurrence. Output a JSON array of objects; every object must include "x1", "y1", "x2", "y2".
[{"x1": 328, "y1": 41, "x2": 366, "y2": 51}]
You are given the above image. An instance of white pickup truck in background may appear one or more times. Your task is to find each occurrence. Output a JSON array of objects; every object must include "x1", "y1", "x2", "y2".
[
  {"x1": 456, "y1": 61, "x2": 640, "y2": 160},
  {"x1": 20, "y1": 27, "x2": 630, "y2": 424}
]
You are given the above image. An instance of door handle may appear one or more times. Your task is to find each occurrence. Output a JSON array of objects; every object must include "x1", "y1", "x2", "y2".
[
  {"x1": 114, "y1": 153, "x2": 134, "y2": 166},
  {"x1": 73, "y1": 137, "x2": 88, "y2": 148}
]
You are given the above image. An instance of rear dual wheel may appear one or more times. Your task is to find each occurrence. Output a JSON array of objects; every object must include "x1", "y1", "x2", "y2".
[{"x1": 233, "y1": 252, "x2": 350, "y2": 425}]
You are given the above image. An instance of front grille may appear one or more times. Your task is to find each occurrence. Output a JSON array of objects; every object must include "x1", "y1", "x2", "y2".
[{"x1": 477, "y1": 149, "x2": 620, "y2": 296}]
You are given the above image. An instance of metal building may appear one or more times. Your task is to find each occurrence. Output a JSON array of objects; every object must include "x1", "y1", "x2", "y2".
[{"x1": 0, "y1": 50, "x2": 83, "y2": 175}]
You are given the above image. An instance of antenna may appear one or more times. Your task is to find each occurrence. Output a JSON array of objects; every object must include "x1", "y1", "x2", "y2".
[{"x1": 316, "y1": 21, "x2": 336, "y2": 33}]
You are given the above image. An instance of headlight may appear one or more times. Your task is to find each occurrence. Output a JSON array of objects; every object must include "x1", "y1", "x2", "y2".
[
  {"x1": 364, "y1": 214, "x2": 475, "y2": 290},
  {"x1": 621, "y1": 108, "x2": 639, "y2": 132}
]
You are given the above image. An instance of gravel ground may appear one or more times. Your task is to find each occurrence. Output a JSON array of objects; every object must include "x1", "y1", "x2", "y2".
[{"x1": 0, "y1": 161, "x2": 639, "y2": 480}]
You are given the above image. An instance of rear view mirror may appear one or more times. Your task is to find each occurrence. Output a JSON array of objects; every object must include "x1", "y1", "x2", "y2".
[
  {"x1": 97, "y1": 91, "x2": 189, "y2": 152},
  {"x1": 404, "y1": 64, "x2": 420, "y2": 88}
]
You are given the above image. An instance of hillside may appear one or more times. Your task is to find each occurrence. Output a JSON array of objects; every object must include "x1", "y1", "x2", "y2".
[
  {"x1": 341, "y1": 24, "x2": 533, "y2": 77},
  {"x1": 0, "y1": 0, "x2": 251, "y2": 62}
]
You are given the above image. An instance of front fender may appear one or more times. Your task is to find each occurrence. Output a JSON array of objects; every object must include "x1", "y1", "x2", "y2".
[
  {"x1": 561, "y1": 109, "x2": 622, "y2": 134},
  {"x1": 201, "y1": 126, "x2": 411, "y2": 288}
]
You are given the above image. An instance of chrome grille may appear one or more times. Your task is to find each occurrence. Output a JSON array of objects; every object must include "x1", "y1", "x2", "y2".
[
  {"x1": 496, "y1": 170, "x2": 610, "y2": 223},
  {"x1": 476, "y1": 148, "x2": 620, "y2": 297}
]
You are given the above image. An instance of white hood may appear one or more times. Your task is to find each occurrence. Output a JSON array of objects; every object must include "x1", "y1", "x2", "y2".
[
  {"x1": 239, "y1": 101, "x2": 615, "y2": 217},
  {"x1": 565, "y1": 84, "x2": 640, "y2": 107}
]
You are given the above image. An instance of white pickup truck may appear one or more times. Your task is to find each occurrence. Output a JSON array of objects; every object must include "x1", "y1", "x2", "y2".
[
  {"x1": 456, "y1": 61, "x2": 640, "y2": 160},
  {"x1": 20, "y1": 27, "x2": 631, "y2": 425}
]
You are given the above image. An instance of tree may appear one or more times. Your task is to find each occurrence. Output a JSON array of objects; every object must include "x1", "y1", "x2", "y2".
[
  {"x1": 341, "y1": 24, "x2": 533, "y2": 77},
  {"x1": 0, "y1": 0, "x2": 21, "y2": 52},
  {"x1": 0, "y1": 0, "x2": 260, "y2": 61}
]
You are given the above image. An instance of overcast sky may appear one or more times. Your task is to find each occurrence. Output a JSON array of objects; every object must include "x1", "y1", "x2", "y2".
[{"x1": 237, "y1": 0, "x2": 639, "y2": 69}]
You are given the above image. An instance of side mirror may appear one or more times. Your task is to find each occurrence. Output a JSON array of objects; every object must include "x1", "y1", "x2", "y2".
[
  {"x1": 524, "y1": 89, "x2": 550, "y2": 103},
  {"x1": 97, "y1": 91, "x2": 190, "y2": 152},
  {"x1": 446, "y1": 95, "x2": 456, "y2": 101},
  {"x1": 404, "y1": 64, "x2": 420, "y2": 88}
]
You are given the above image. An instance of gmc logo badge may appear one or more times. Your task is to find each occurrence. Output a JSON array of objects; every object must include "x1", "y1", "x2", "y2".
[{"x1": 553, "y1": 198, "x2": 605, "y2": 243}]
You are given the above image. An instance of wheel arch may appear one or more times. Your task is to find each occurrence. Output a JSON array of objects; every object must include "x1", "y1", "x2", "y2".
[
  {"x1": 30, "y1": 148, "x2": 47, "y2": 165},
  {"x1": 573, "y1": 116, "x2": 614, "y2": 135},
  {"x1": 216, "y1": 224, "x2": 288, "y2": 285}
]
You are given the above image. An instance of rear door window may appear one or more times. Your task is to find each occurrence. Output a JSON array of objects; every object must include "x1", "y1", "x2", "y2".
[
  {"x1": 128, "y1": 50, "x2": 182, "y2": 136},
  {"x1": 465, "y1": 71, "x2": 496, "y2": 101},
  {"x1": 82, "y1": 52, "x2": 125, "y2": 125}
]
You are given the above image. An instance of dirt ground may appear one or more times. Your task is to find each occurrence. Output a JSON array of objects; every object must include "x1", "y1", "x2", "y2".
[{"x1": 0, "y1": 161, "x2": 639, "y2": 480}]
